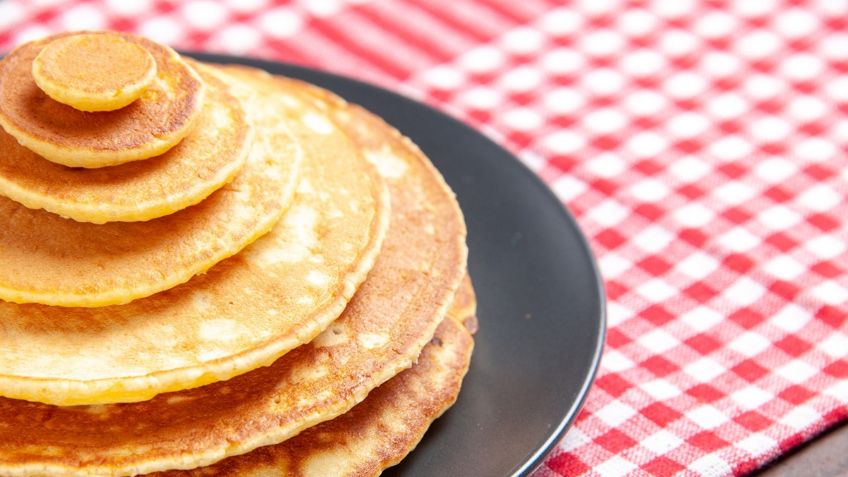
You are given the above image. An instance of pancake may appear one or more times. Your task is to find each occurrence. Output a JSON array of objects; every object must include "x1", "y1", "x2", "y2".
[
  {"x1": 0, "y1": 65, "x2": 251, "y2": 223},
  {"x1": 0, "y1": 67, "x2": 466, "y2": 476},
  {"x1": 31, "y1": 32, "x2": 158, "y2": 112},
  {"x1": 0, "y1": 32, "x2": 205, "y2": 168},
  {"x1": 0, "y1": 67, "x2": 389, "y2": 406},
  {"x1": 0, "y1": 280, "x2": 474, "y2": 477},
  {"x1": 0, "y1": 69, "x2": 297, "y2": 308},
  {"x1": 158, "y1": 277, "x2": 476, "y2": 477}
]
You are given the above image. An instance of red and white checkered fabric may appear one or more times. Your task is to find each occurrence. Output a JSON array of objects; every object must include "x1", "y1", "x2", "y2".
[{"x1": 1, "y1": 1, "x2": 846, "y2": 475}]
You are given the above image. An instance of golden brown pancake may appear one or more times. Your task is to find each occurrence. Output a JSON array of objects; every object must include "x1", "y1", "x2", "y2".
[
  {"x1": 0, "y1": 65, "x2": 251, "y2": 223},
  {"x1": 31, "y1": 32, "x2": 158, "y2": 112},
  {"x1": 0, "y1": 32, "x2": 205, "y2": 168},
  {"x1": 159, "y1": 278, "x2": 476, "y2": 477},
  {"x1": 0, "y1": 68, "x2": 465, "y2": 476},
  {"x1": 0, "y1": 67, "x2": 386, "y2": 406},
  {"x1": 0, "y1": 75, "x2": 300, "y2": 309},
  {"x1": 0, "y1": 280, "x2": 473, "y2": 477}
]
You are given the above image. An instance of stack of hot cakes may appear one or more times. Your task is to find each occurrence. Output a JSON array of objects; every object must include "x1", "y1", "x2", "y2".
[{"x1": 0, "y1": 31, "x2": 475, "y2": 477}]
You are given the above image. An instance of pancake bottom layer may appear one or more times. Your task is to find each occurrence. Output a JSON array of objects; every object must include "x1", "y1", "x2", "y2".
[
  {"x1": 159, "y1": 275, "x2": 476, "y2": 477},
  {"x1": 0, "y1": 67, "x2": 465, "y2": 476}
]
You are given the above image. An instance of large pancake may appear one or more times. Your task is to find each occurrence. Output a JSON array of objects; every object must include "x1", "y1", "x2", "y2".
[
  {"x1": 0, "y1": 67, "x2": 466, "y2": 476},
  {"x1": 0, "y1": 281, "x2": 474, "y2": 477},
  {"x1": 0, "y1": 68, "x2": 388, "y2": 405},
  {"x1": 0, "y1": 32, "x2": 205, "y2": 168},
  {"x1": 0, "y1": 66, "x2": 251, "y2": 223},
  {"x1": 159, "y1": 276, "x2": 476, "y2": 477}
]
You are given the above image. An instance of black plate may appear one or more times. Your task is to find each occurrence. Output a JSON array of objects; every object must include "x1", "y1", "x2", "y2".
[{"x1": 191, "y1": 53, "x2": 606, "y2": 476}]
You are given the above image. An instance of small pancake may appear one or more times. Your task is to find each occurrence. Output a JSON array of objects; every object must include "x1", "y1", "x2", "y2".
[
  {"x1": 0, "y1": 32, "x2": 205, "y2": 168},
  {"x1": 0, "y1": 68, "x2": 386, "y2": 405},
  {"x1": 0, "y1": 65, "x2": 251, "y2": 223},
  {"x1": 159, "y1": 278, "x2": 476, "y2": 477},
  {"x1": 32, "y1": 32, "x2": 158, "y2": 112},
  {"x1": 0, "y1": 68, "x2": 465, "y2": 476}
]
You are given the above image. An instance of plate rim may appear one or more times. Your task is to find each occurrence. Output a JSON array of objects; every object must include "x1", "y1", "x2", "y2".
[{"x1": 186, "y1": 52, "x2": 605, "y2": 476}]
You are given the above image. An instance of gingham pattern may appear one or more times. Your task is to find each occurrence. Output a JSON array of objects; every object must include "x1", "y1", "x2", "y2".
[{"x1": 1, "y1": 1, "x2": 846, "y2": 476}]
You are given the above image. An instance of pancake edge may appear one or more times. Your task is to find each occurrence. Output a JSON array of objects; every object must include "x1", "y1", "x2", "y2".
[{"x1": 176, "y1": 280, "x2": 477, "y2": 477}]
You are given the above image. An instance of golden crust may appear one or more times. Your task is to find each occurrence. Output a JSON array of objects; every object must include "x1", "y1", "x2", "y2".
[
  {"x1": 0, "y1": 32, "x2": 205, "y2": 168},
  {"x1": 31, "y1": 32, "x2": 158, "y2": 112},
  {"x1": 0, "y1": 80, "x2": 297, "y2": 308},
  {"x1": 0, "y1": 66, "x2": 251, "y2": 223},
  {"x1": 159, "y1": 278, "x2": 476, "y2": 477},
  {"x1": 0, "y1": 65, "x2": 397, "y2": 407},
  {"x1": 0, "y1": 67, "x2": 466, "y2": 476}
]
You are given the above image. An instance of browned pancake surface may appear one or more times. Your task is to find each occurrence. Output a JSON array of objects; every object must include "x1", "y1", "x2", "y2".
[
  {"x1": 160, "y1": 276, "x2": 476, "y2": 477},
  {"x1": 0, "y1": 61, "x2": 397, "y2": 408},
  {"x1": 0, "y1": 67, "x2": 250, "y2": 223},
  {"x1": 0, "y1": 68, "x2": 466, "y2": 476},
  {"x1": 0, "y1": 32, "x2": 204, "y2": 167},
  {"x1": 31, "y1": 32, "x2": 158, "y2": 111}
]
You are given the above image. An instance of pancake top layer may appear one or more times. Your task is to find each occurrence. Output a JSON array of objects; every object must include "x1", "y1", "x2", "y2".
[
  {"x1": 0, "y1": 32, "x2": 205, "y2": 168},
  {"x1": 0, "y1": 67, "x2": 464, "y2": 476},
  {"x1": 32, "y1": 32, "x2": 158, "y2": 112},
  {"x1": 0, "y1": 67, "x2": 251, "y2": 223}
]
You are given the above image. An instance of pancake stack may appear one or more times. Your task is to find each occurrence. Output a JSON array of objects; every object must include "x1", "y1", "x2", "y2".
[{"x1": 0, "y1": 31, "x2": 474, "y2": 476}]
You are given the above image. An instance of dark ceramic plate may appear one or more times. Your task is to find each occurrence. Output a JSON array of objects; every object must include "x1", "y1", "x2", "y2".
[{"x1": 191, "y1": 53, "x2": 606, "y2": 477}]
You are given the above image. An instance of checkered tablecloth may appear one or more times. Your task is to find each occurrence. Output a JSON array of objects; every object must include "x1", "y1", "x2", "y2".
[{"x1": 2, "y1": 1, "x2": 846, "y2": 475}]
